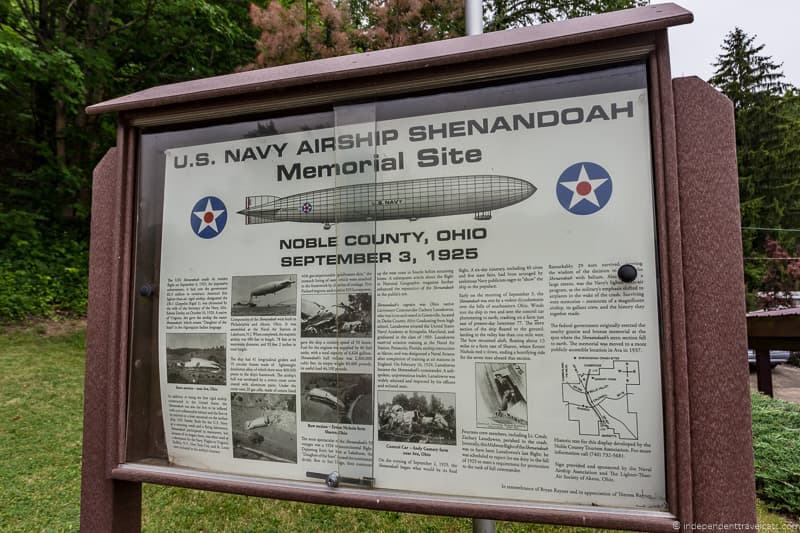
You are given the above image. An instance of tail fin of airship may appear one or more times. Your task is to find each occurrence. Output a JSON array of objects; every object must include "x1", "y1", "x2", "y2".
[{"x1": 241, "y1": 195, "x2": 281, "y2": 224}]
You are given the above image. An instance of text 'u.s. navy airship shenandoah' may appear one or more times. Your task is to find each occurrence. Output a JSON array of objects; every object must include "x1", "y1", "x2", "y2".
[{"x1": 238, "y1": 175, "x2": 535, "y2": 228}]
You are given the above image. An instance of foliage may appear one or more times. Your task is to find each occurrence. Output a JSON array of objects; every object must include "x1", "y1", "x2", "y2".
[
  {"x1": 430, "y1": 393, "x2": 445, "y2": 413},
  {"x1": 750, "y1": 391, "x2": 800, "y2": 515},
  {"x1": 0, "y1": 0, "x2": 260, "y2": 245},
  {"x1": 757, "y1": 238, "x2": 800, "y2": 309},
  {"x1": 484, "y1": 0, "x2": 645, "y2": 32},
  {"x1": 710, "y1": 28, "x2": 787, "y2": 111},
  {"x1": 247, "y1": 0, "x2": 643, "y2": 67},
  {"x1": 0, "y1": 231, "x2": 88, "y2": 322},
  {"x1": 709, "y1": 28, "x2": 800, "y2": 306},
  {"x1": 247, "y1": 0, "x2": 465, "y2": 67},
  {"x1": 0, "y1": 0, "x2": 647, "y2": 321},
  {"x1": 1, "y1": 0, "x2": 262, "y2": 320}
]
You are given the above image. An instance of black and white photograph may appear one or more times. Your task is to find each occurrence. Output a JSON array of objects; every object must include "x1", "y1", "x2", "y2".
[
  {"x1": 475, "y1": 362, "x2": 528, "y2": 431},
  {"x1": 300, "y1": 293, "x2": 371, "y2": 337},
  {"x1": 230, "y1": 392, "x2": 297, "y2": 463},
  {"x1": 300, "y1": 372, "x2": 372, "y2": 425},
  {"x1": 231, "y1": 274, "x2": 297, "y2": 317},
  {"x1": 378, "y1": 391, "x2": 456, "y2": 445},
  {"x1": 166, "y1": 333, "x2": 226, "y2": 385}
]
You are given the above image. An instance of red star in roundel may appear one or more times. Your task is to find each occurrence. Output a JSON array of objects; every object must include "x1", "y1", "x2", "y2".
[
  {"x1": 559, "y1": 164, "x2": 609, "y2": 209},
  {"x1": 192, "y1": 199, "x2": 225, "y2": 233}
]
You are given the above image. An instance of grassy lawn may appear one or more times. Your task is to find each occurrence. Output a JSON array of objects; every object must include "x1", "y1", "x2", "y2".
[{"x1": 0, "y1": 326, "x2": 794, "y2": 532}]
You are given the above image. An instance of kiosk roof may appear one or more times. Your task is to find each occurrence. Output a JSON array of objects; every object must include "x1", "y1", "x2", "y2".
[{"x1": 86, "y1": 3, "x2": 691, "y2": 116}]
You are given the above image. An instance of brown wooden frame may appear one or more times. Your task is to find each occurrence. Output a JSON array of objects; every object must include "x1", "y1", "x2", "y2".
[{"x1": 81, "y1": 4, "x2": 757, "y2": 531}]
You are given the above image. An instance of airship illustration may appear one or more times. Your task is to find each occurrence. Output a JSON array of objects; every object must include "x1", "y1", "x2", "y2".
[
  {"x1": 246, "y1": 278, "x2": 294, "y2": 306},
  {"x1": 238, "y1": 175, "x2": 535, "y2": 228}
]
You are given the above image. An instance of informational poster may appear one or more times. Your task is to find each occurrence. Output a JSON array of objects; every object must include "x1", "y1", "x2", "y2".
[{"x1": 157, "y1": 84, "x2": 666, "y2": 510}]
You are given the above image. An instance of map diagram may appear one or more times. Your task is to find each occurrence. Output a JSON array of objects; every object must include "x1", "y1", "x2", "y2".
[{"x1": 561, "y1": 360, "x2": 640, "y2": 440}]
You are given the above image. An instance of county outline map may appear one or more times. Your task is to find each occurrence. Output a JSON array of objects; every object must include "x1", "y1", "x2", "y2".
[{"x1": 561, "y1": 360, "x2": 640, "y2": 440}]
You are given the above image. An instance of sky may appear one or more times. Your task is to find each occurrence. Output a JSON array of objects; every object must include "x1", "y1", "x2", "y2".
[
  {"x1": 652, "y1": 0, "x2": 799, "y2": 86},
  {"x1": 166, "y1": 332, "x2": 225, "y2": 350}
]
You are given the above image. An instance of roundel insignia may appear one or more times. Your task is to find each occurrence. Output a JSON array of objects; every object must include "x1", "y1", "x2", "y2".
[
  {"x1": 556, "y1": 162, "x2": 613, "y2": 215},
  {"x1": 190, "y1": 196, "x2": 227, "y2": 239},
  {"x1": 301, "y1": 202, "x2": 313, "y2": 214}
]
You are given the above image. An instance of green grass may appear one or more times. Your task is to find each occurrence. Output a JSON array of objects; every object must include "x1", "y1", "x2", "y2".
[
  {"x1": 0, "y1": 326, "x2": 795, "y2": 531},
  {"x1": 757, "y1": 500, "x2": 795, "y2": 529},
  {"x1": 751, "y1": 391, "x2": 800, "y2": 515},
  {"x1": 0, "y1": 327, "x2": 85, "y2": 531}
]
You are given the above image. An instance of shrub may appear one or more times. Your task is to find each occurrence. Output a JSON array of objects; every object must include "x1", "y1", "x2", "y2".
[
  {"x1": 0, "y1": 232, "x2": 88, "y2": 322},
  {"x1": 751, "y1": 391, "x2": 800, "y2": 515}
]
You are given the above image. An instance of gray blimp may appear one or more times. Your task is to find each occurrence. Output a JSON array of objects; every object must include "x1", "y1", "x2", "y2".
[
  {"x1": 238, "y1": 175, "x2": 535, "y2": 228},
  {"x1": 247, "y1": 278, "x2": 294, "y2": 305}
]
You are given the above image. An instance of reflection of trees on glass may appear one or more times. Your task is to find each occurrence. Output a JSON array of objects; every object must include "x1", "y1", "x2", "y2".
[
  {"x1": 242, "y1": 113, "x2": 333, "y2": 140},
  {"x1": 244, "y1": 121, "x2": 279, "y2": 139}
]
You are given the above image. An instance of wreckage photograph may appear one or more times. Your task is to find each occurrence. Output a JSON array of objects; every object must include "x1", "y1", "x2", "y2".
[
  {"x1": 165, "y1": 333, "x2": 226, "y2": 386},
  {"x1": 300, "y1": 293, "x2": 371, "y2": 338},
  {"x1": 300, "y1": 372, "x2": 372, "y2": 425},
  {"x1": 475, "y1": 363, "x2": 528, "y2": 431},
  {"x1": 230, "y1": 392, "x2": 297, "y2": 463},
  {"x1": 378, "y1": 391, "x2": 457, "y2": 445}
]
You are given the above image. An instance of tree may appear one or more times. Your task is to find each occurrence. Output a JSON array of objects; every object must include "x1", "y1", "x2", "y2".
[
  {"x1": 709, "y1": 28, "x2": 787, "y2": 111},
  {"x1": 246, "y1": 0, "x2": 644, "y2": 68},
  {"x1": 709, "y1": 28, "x2": 800, "y2": 307},
  {"x1": 0, "y1": 0, "x2": 260, "y2": 239},
  {"x1": 0, "y1": 0, "x2": 650, "y2": 319},
  {"x1": 407, "y1": 392, "x2": 429, "y2": 413},
  {"x1": 758, "y1": 238, "x2": 800, "y2": 309},
  {"x1": 391, "y1": 393, "x2": 411, "y2": 409},
  {"x1": 0, "y1": 1, "x2": 264, "y2": 320},
  {"x1": 484, "y1": 0, "x2": 645, "y2": 32},
  {"x1": 348, "y1": 293, "x2": 372, "y2": 314},
  {"x1": 430, "y1": 394, "x2": 444, "y2": 414},
  {"x1": 247, "y1": 0, "x2": 465, "y2": 68}
]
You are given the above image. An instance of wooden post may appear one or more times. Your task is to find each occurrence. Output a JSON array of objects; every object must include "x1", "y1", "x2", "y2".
[
  {"x1": 80, "y1": 147, "x2": 143, "y2": 532},
  {"x1": 755, "y1": 347, "x2": 773, "y2": 397}
]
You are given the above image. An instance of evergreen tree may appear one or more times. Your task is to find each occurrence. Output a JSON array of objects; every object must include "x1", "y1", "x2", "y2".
[
  {"x1": 709, "y1": 27, "x2": 787, "y2": 110},
  {"x1": 709, "y1": 28, "x2": 800, "y2": 307}
]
